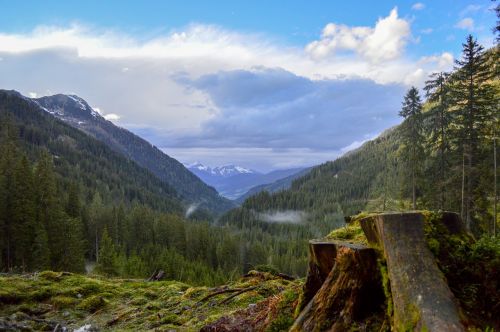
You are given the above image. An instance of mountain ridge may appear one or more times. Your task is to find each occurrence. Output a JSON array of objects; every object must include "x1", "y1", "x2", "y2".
[
  {"x1": 188, "y1": 162, "x2": 305, "y2": 200},
  {"x1": 32, "y1": 93, "x2": 234, "y2": 215}
]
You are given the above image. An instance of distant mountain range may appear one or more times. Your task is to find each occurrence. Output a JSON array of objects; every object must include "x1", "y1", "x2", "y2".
[
  {"x1": 234, "y1": 167, "x2": 312, "y2": 204},
  {"x1": 187, "y1": 162, "x2": 305, "y2": 200},
  {"x1": 31, "y1": 93, "x2": 234, "y2": 215}
]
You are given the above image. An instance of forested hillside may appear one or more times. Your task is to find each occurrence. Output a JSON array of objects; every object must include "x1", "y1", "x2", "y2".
[
  {"x1": 34, "y1": 94, "x2": 234, "y2": 214},
  {"x1": 235, "y1": 167, "x2": 311, "y2": 204},
  {"x1": 0, "y1": 90, "x2": 318, "y2": 282}
]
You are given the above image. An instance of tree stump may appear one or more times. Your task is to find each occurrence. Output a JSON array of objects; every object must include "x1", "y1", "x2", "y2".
[
  {"x1": 291, "y1": 241, "x2": 384, "y2": 331},
  {"x1": 359, "y1": 212, "x2": 465, "y2": 331}
]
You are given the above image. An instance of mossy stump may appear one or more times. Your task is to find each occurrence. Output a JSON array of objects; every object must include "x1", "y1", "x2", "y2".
[
  {"x1": 360, "y1": 212, "x2": 465, "y2": 331},
  {"x1": 291, "y1": 241, "x2": 384, "y2": 331}
]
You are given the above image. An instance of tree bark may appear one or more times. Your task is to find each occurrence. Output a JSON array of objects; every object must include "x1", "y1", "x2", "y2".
[
  {"x1": 360, "y1": 213, "x2": 465, "y2": 331},
  {"x1": 292, "y1": 241, "x2": 384, "y2": 332}
]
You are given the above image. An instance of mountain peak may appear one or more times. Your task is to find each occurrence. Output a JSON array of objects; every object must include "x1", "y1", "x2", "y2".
[{"x1": 33, "y1": 94, "x2": 102, "y2": 120}]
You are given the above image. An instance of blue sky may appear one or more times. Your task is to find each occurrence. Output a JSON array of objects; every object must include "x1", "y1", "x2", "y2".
[{"x1": 0, "y1": 1, "x2": 497, "y2": 170}]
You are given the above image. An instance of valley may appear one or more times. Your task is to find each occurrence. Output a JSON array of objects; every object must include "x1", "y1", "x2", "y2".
[{"x1": 0, "y1": 2, "x2": 499, "y2": 331}]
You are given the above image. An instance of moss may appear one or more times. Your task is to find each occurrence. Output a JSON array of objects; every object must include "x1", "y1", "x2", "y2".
[
  {"x1": 377, "y1": 257, "x2": 393, "y2": 321},
  {"x1": 398, "y1": 303, "x2": 421, "y2": 332},
  {"x1": 422, "y1": 211, "x2": 500, "y2": 329},
  {"x1": 38, "y1": 271, "x2": 63, "y2": 281},
  {"x1": 0, "y1": 272, "x2": 303, "y2": 331},
  {"x1": 51, "y1": 295, "x2": 77, "y2": 308},
  {"x1": 77, "y1": 295, "x2": 108, "y2": 312},
  {"x1": 326, "y1": 220, "x2": 367, "y2": 244}
]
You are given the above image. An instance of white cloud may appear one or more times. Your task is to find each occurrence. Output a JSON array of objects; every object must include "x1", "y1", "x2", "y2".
[
  {"x1": 305, "y1": 8, "x2": 411, "y2": 63},
  {"x1": 28, "y1": 92, "x2": 37, "y2": 98},
  {"x1": 103, "y1": 113, "x2": 120, "y2": 121},
  {"x1": 412, "y1": 3, "x2": 425, "y2": 11},
  {"x1": 0, "y1": 20, "x2": 455, "y2": 169},
  {"x1": 418, "y1": 52, "x2": 454, "y2": 69},
  {"x1": 460, "y1": 4, "x2": 482, "y2": 17},
  {"x1": 420, "y1": 28, "x2": 433, "y2": 34},
  {"x1": 455, "y1": 18, "x2": 474, "y2": 31}
]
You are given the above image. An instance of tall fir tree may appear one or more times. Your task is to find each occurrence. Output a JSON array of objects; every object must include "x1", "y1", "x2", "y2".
[
  {"x1": 0, "y1": 121, "x2": 19, "y2": 270},
  {"x1": 96, "y1": 229, "x2": 119, "y2": 276},
  {"x1": 424, "y1": 72, "x2": 453, "y2": 210},
  {"x1": 11, "y1": 155, "x2": 36, "y2": 271},
  {"x1": 451, "y1": 35, "x2": 495, "y2": 231},
  {"x1": 399, "y1": 87, "x2": 424, "y2": 209}
]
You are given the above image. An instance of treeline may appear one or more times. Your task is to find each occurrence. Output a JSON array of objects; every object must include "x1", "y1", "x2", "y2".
[
  {"x1": 396, "y1": 35, "x2": 498, "y2": 234},
  {"x1": 0, "y1": 128, "x2": 85, "y2": 273}
]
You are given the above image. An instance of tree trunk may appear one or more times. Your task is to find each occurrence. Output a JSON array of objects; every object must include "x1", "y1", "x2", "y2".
[
  {"x1": 412, "y1": 165, "x2": 416, "y2": 210},
  {"x1": 466, "y1": 147, "x2": 472, "y2": 231},
  {"x1": 461, "y1": 153, "x2": 465, "y2": 222},
  {"x1": 292, "y1": 241, "x2": 383, "y2": 332},
  {"x1": 359, "y1": 213, "x2": 465, "y2": 331},
  {"x1": 494, "y1": 136, "x2": 497, "y2": 236}
]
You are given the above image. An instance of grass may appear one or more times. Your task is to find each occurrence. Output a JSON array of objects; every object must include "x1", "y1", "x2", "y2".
[{"x1": 0, "y1": 270, "x2": 302, "y2": 331}]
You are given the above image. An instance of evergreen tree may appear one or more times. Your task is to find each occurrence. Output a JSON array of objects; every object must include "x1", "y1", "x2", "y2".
[
  {"x1": 66, "y1": 182, "x2": 81, "y2": 219},
  {"x1": 96, "y1": 229, "x2": 119, "y2": 276},
  {"x1": 451, "y1": 35, "x2": 495, "y2": 230},
  {"x1": 399, "y1": 87, "x2": 424, "y2": 209},
  {"x1": 11, "y1": 155, "x2": 36, "y2": 271},
  {"x1": 424, "y1": 72, "x2": 452, "y2": 209},
  {"x1": 31, "y1": 226, "x2": 50, "y2": 271},
  {"x1": 0, "y1": 122, "x2": 19, "y2": 270},
  {"x1": 88, "y1": 192, "x2": 103, "y2": 262},
  {"x1": 56, "y1": 216, "x2": 86, "y2": 273}
]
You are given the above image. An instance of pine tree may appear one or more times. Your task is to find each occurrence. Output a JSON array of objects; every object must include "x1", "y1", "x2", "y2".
[
  {"x1": 96, "y1": 229, "x2": 119, "y2": 276},
  {"x1": 66, "y1": 182, "x2": 81, "y2": 219},
  {"x1": 56, "y1": 216, "x2": 86, "y2": 273},
  {"x1": 451, "y1": 35, "x2": 495, "y2": 231},
  {"x1": 0, "y1": 123, "x2": 19, "y2": 270},
  {"x1": 31, "y1": 226, "x2": 50, "y2": 271},
  {"x1": 88, "y1": 192, "x2": 103, "y2": 262},
  {"x1": 399, "y1": 87, "x2": 424, "y2": 209},
  {"x1": 12, "y1": 155, "x2": 36, "y2": 271},
  {"x1": 424, "y1": 72, "x2": 452, "y2": 209}
]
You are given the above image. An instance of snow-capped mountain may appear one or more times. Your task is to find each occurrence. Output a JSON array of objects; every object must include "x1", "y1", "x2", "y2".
[
  {"x1": 34, "y1": 94, "x2": 102, "y2": 123},
  {"x1": 187, "y1": 162, "x2": 304, "y2": 200},
  {"x1": 188, "y1": 162, "x2": 255, "y2": 177}
]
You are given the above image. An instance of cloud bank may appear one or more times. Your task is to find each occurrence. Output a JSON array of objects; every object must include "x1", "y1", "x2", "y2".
[
  {"x1": 0, "y1": 9, "x2": 455, "y2": 170},
  {"x1": 256, "y1": 210, "x2": 307, "y2": 224}
]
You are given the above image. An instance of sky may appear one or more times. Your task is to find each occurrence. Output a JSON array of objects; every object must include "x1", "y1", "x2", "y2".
[{"x1": 0, "y1": 1, "x2": 497, "y2": 171}]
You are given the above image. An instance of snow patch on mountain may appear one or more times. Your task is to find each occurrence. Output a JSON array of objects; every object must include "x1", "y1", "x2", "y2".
[{"x1": 187, "y1": 162, "x2": 256, "y2": 177}]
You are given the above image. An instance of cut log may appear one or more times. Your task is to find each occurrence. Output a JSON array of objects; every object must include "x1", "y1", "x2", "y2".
[
  {"x1": 291, "y1": 241, "x2": 384, "y2": 332},
  {"x1": 300, "y1": 239, "x2": 341, "y2": 310},
  {"x1": 359, "y1": 212, "x2": 465, "y2": 331}
]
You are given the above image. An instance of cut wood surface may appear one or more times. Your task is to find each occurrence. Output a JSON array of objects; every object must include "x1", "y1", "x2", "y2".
[{"x1": 360, "y1": 212, "x2": 464, "y2": 331}]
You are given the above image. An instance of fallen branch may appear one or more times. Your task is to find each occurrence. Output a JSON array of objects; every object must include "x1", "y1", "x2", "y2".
[
  {"x1": 198, "y1": 287, "x2": 247, "y2": 303},
  {"x1": 219, "y1": 286, "x2": 258, "y2": 305}
]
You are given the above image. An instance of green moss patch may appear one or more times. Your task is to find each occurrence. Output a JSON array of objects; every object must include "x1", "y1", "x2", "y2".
[
  {"x1": 326, "y1": 217, "x2": 368, "y2": 244},
  {"x1": 0, "y1": 271, "x2": 302, "y2": 331}
]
